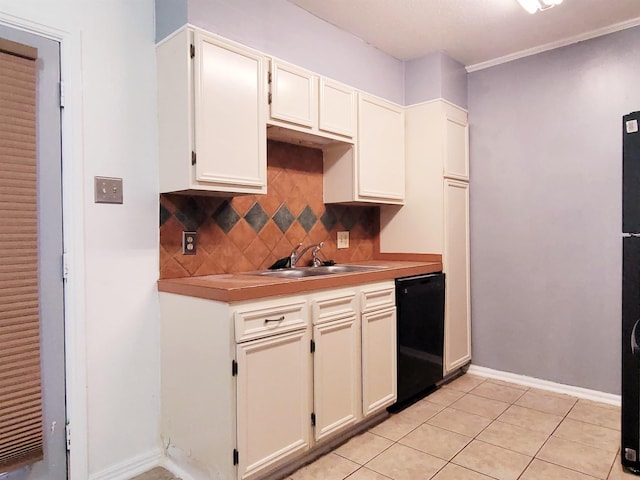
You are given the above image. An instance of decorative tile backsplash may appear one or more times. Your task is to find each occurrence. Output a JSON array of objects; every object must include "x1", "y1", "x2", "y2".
[{"x1": 159, "y1": 140, "x2": 379, "y2": 279}]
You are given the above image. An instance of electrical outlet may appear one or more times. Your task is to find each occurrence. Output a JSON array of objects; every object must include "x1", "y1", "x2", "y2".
[
  {"x1": 337, "y1": 231, "x2": 349, "y2": 249},
  {"x1": 182, "y1": 231, "x2": 197, "y2": 255}
]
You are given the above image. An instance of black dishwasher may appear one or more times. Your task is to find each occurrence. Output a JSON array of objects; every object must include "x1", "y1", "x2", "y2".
[{"x1": 392, "y1": 272, "x2": 445, "y2": 409}]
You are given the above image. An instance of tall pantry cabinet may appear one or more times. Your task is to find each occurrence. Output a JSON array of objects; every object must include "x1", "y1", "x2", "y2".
[{"x1": 379, "y1": 99, "x2": 471, "y2": 375}]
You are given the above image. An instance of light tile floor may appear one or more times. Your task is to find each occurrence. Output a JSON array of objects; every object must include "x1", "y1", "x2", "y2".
[
  {"x1": 288, "y1": 374, "x2": 628, "y2": 480},
  {"x1": 133, "y1": 374, "x2": 634, "y2": 480}
]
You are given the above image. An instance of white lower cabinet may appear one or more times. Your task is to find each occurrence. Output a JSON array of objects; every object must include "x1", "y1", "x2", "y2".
[
  {"x1": 361, "y1": 285, "x2": 397, "y2": 416},
  {"x1": 236, "y1": 329, "x2": 311, "y2": 479},
  {"x1": 311, "y1": 292, "x2": 360, "y2": 442},
  {"x1": 160, "y1": 280, "x2": 397, "y2": 480}
]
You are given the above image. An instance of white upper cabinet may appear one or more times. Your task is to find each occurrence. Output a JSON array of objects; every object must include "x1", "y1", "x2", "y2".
[
  {"x1": 444, "y1": 113, "x2": 469, "y2": 180},
  {"x1": 323, "y1": 93, "x2": 405, "y2": 205},
  {"x1": 357, "y1": 93, "x2": 405, "y2": 203},
  {"x1": 319, "y1": 78, "x2": 356, "y2": 138},
  {"x1": 267, "y1": 59, "x2": 356, "y2": 142},
  {"x1": 157, "y1": 28, "x2": 267, "y2": 195},
  {"x1": 269, "y1": 60, "x2": 316, "y2": 128}
]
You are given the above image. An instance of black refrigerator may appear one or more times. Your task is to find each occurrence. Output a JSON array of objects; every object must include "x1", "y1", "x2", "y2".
[{"x1": 622, "y1": 110, "x2": 640, "y2": 473}]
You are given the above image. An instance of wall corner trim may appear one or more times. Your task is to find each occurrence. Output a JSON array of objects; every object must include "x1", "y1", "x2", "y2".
[
  {"x1": 88, "y1": 448, "x2": 163, "y2": 480},
  {"x1": 404, "y1": 97, "x2": 468, "y2": 112},
  {"x1": 467, "y1": 364, "x2": 621, "y2": 406}
]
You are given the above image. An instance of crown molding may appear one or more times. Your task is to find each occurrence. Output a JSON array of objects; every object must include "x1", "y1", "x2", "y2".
[{"x1": 466, "y1": 16, "x2": 640, "y2": 73}]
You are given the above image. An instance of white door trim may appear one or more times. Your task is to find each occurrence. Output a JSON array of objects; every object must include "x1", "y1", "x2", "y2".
[{"x1": 0, "y1": 11, "x2": 89, "y2": 480}]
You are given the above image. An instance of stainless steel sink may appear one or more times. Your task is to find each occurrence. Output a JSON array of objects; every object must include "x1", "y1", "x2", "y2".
[{"x1": 248, "y1": 264, "x2": 385, "y2": 279}]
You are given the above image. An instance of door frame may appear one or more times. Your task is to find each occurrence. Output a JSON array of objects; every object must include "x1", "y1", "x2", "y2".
[{"x1": 0, "y1": 12, "x2": 89, "y2": 480}]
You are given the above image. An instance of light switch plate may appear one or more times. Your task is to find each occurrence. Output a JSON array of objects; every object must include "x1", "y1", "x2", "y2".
[
  {"x1": 94, "y1": 176, "x2": 123, "y2": 204},
  {"x1": 337, "y1": 231, "x2": 349, "y2": 249}
]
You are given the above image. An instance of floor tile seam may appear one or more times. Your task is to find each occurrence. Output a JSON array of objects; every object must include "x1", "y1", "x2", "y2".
[
  {"x1": 458, "y1": 437, "x2": 534, "y2": 461},
  {"x1": 381, "y1": 436, "x2": 452, "y2": 464},
  {"x1": 395, "y1": 431, "x2": 473, "y2": 463},
  {"x1": 485, "y1": 378, "x2": 531, "y2": 392},
  {"x1": 451, "y1": 437, "x2": 546, "y2": 480},
  {"x1": 346, "y1": 465, "x2": 394, "y2": 479},
  {"x1": 407, "y1": 419, "x2": 475, "y2": 443},
  {"x1": 606, "y1": 452, "x2": 621, "y2": 479},
  {"x1": 528, "y1": 398, "x2": 577, "y2": 460},
  {"x1": 332, "y1": 435, "x2": 396, "y2": 467},
  {"x1": 550, "y1": 428, "x2": 620, "y2": 455},
  {"x1": 447, "y1": 455, "x2": 506, "y2": 480},
  {"x1": 603, "y1": 449, "x2": 619, "y2": 480},
  {"x1": 495, "y1": 415, "x2": 556, "y2": 436},
  {"x1": 445, "y1": 402, "x2": 507, "y2": 422},
  {"x1": 418, "y1": 451, "x2": 456, "y2": 480},
  {"x1": 469, "y1": 380, "x2": 530, "y2": 397},
  {"x1": 473, "y1": 428, "x2": 545, "y2": 458},
  {"x1": 512, "y1": 398, "x2": 576, "y2": 418},
  {"x1": 565, "y1": 410, "x2": 621, "y2": 431},
  {"x1": 514, "y1": 454, "x2": 538, "y2": 480},
  {"x1": 423, "y1": 398, "x2": 457, "y2": 409},
  {"x1": 456, "y1": 391, "x2": 513, "y2": 408},
  {"x1": 466, "y1": 388, "x2": 528, "y2": 405},
  {"x1": 534, "y1": 422, "x2": 618, "y2": 480},
  {"x1": 501, "y1": 402, "x2": 565, "y2": 423},
  {"x1": 567, "y1": 398, "x2": 618, "y2": 417},
  {"x1": 424, "y1": 415, "x2": 487, "y2": 438},
  {"x1": 558, "y1": 416, "x2": 620, "y2": 434},
  {"x1": 555, "y1": 396, "x2": 622, "y2": 445},
  {"x1": 527, "y1": 455, "x2": 606, "y2": 480}
]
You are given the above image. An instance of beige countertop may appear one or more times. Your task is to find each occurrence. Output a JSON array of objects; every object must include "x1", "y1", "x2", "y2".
[{"x1": 157, "y1": 258, "x2": 443, "y2": 302}]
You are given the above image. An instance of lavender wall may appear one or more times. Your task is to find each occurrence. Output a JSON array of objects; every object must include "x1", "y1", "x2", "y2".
[
  {"x1": 155, "y1": 1, "x2": 469, "y2": 107},
  {"x1": 155, "y1": 0, "x2": 187, "y2": 41},
  {"x1": 468, "y1": 26, "x2": 640, "y2": 394},
  {"x1": 405, "y1": 51, "x2": 468, "y2": 108},
  {"x1": 164, "y1": 0, "x2": 405, "y2": 104}
]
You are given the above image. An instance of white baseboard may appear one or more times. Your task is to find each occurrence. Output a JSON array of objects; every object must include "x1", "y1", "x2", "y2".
[
  {"x1": 161, "y1": 458, "x2": 199, "y2": 480},
  {"x1": 88, "y1": 448, "x2": 163, "y2": 480},
  {"x1": 467, "y1": 365, "x2": 621, "y2": 407}
]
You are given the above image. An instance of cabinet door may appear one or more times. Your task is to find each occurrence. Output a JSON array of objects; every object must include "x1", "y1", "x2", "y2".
[
  {"x1": 357, "y1": 93, "x2": 405, "y2": 204},
  {"x1": 362, "y1": 306, "x2": 397, "y2": 415},
  {"x1": 270, "y1": 60, "x2": 316, "y2": 128},
  {"x1": 313, "y1": 316, "x2": 359, "y2": 441},
  {"x1": 319, "y1": 78, "x2": 356, "y2": 138},
  {"x1": 236, "y1": 329, "x2": 311, "y2": 480},
  {"x1": 443, "y1": 179, "x2": 471, "y2": 374},
  {"x1": 194, "y1": 31, "x2": 266, "y2": 193},
  {"x1": 443, "y1": 112, "x2": 469, "y2": 180}
]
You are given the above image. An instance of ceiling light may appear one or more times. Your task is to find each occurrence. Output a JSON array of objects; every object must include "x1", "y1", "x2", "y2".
[{"x1": 517, "y1": 0, "x2": 563, "y2": 14}]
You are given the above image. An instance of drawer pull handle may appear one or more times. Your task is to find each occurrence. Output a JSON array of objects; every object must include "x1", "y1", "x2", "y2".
[{"x1": 264, "y1": 316, "x2": 285, "y2": 323}]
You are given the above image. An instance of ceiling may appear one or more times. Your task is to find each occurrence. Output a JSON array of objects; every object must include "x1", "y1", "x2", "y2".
[{"x1": 287, "y1": 0, "x2": 640, "y2": 69}]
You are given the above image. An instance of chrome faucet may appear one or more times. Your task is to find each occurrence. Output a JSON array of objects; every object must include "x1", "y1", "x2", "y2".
[{"x1": 290, "y1": 242, "x2": 324, "y2": 267}]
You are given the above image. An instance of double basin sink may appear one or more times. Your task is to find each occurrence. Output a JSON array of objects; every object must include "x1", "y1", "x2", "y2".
[{"x1": 247, "y1": 264, "x2": 385, "y2": 279}]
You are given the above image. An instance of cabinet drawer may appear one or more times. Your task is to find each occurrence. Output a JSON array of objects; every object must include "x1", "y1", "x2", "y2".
[
  {"x1": 311, "y1": 292, "x2": 357, "y2": 325},
  {"x1": 360, "y1": 284, "x2": 395, "y2": 313},
  {"x1": 234, "y1": 301, "x2": 307, "y2": 343}
]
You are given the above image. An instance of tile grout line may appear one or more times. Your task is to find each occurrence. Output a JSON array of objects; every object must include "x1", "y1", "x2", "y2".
[{"x1": 514, "y1": 395, "x2": 612, "y2": 480}]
